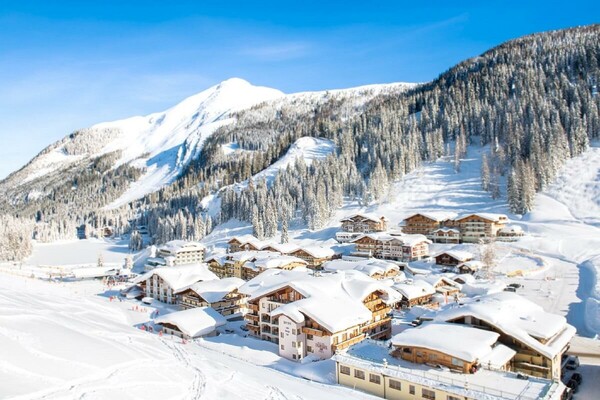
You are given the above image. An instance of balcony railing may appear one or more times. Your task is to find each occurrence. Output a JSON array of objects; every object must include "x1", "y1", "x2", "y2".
[{"x1": 333, "y1": 333, "x2": 366, "y2": 352}]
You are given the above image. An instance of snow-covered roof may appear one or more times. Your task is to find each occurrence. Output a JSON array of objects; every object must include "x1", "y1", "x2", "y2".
[
  {"x1": 294, "y1": 245, "x2": 335, "y2": 259},
  {"x1": 391, "y1": 322, "x2": 501, "y2": 363},
  {"x1": 431, "y1": 227, "x2": 461, "y2": 233},
  {"x1": 133, "y1": 264, "x2": 218, "y2": 292},
  {"x1": 155, "y1": 307, "x2": 226, "y2": 338},
  {"x1": 175, "y1": 277, "x2": 245, "y2": 303},
  {"x1": 253, "y1": 254, "x2": 307, "y2": 269},
  {"x1": 323, "y1": 258, "x2": 400, "y2": 277},
  {"x1": 435, "y1": 250, "x2": 474, "y2": 262},
  {"x1": 340, "y1": 214, "x2": 386, "y2": 223},
  {"x1": 499, "y1": 225, "x2": 524, "y2": 234},
  {"x1": 352, "y1": 233, "x2": 430, "y2": 246},
  {"x1": 338, "y1": 342, "x2": 564, "y2": 400},
  {"x1": 431, "y1": 292, "x2": 576, "y2": 358},
  {"x1": 159, "y1": 240, "x2": 205, "y2": 253},
  {"x1": 454, "y1": 213, "x2": 508, "y2": 223},
  {"x1": 261, "y1": 243, "x2": 301, "y2": 254},
  {"x1": 242, "y1": 269, "x2": 401, "y2": 333},
  {"x1": 458, "y1": 260, "x2": 485, "y2": 271},
  {"x1": 393, "y1": 279, "x2": 436, "y2": 300},
  {"x1": 421, "y1": 275, "x2": 462, "y2": 289},
  {"x1": 402, "y1": 211, "x2": 458, "y2": 223}
]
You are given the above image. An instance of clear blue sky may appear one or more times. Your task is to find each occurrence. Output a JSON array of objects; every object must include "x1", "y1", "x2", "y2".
[{"x1": 1, "y1": 1, "x2": 598, "y2": 179}]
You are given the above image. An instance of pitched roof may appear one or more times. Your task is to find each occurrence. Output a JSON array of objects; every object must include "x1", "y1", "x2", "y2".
[
  {"x1": 133, "y1": 264, "x2": 218, "y2": 292},
  {"x1": 403, "y1": 211, "x2": 458, "y2": 223},
  {"x1": 391, "y1": 322, "x2": 502, "y2": 363},
  {"x1": 393, "y1": 279, "x2": 436, "y2": 300},
  {"x1": 435, "y1": 250, "x2": 474, "y2": 262},
  {"x1": 242, "y1": 269, "x2": 401, "y2": 333},
  {"x1": 155, "y1": 307, "x2": 226, "y2": 337},
  {"x1": 431, "y1": 292, "x2": 576, "y2": 358},
  {"x1": 160, "y1": 240, "x2": 205, "y2": 253},
  {"x1": 323, "y1": 258, "x2": 401, "y2": 278},
  {"x1": 175, "y1": 277, "x2": 245, "y2": 302},
  {"x1": 340, "y1": 214, "x2": 386, "y2": 223},
  {"x1": 453, "y1": 213, "x2": 507, "y2": 223}
]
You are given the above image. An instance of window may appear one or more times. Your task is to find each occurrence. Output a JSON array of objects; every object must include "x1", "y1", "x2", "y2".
[
  {"x1": 307, "y1": 334, "x2": 314, "y2": 340},
  {"x1": 369, "y1": 374, "x2": 380, "y2": 384},
  {"x1": 403, "y1": 347, "x2": 412, "y2": 354},
  {"x1": 292, "y1": 354, "x2": 297, "y2": 360},
  {"x1": 280, "y1": 332, "x2": 284, "y2": 338},
  {"x1": 409, "y1": 385, "x2": 415, "y2": 395},
  {"x1": 292, "y1": 329, "x2": 296, "y2": 334},
  {"x1": 340, "y1": 365, "x2": 350, "y2": 375},
  {"x1": 281, "y1": 345, "x2": 285, "y2": 350},
  {"x1": 447, "y1": 396, "x2": 461, "y2": 400},
  {"x1": 422, "y1": 388, "x2": 436, "y2": 400},
  {"x1": 292, "y1": 342, "x2": 296, "y2": 348},
  {"x1": 307, "y1": 345, "x2": 313, "y2": 353},
  {"x1": 389, "y1": 380, "x2": 401, "y2": 390},
  {"x1": 451, "y1": 358, "x2": 464, "y2": 367},
  {"x1": 354, "y1": 369, "x2": 365, "y2": 380}
]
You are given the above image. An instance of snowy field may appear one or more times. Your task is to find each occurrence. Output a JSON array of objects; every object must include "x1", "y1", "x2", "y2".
[{"x1": 0, "y1": 274, "x2": 377, "y2": 399}]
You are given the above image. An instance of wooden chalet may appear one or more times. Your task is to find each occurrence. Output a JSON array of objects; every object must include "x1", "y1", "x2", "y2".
[
  {"x1": 434, "y1": 251, "x2": 474, "y2": 266},
  {"x1": 340, "y1": 214, "x2": 388, "y2": 233}
]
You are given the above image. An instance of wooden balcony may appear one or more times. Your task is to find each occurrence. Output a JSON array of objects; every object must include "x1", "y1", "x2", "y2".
[
  {"x1": 301, "y1": 326, "x2": 326, "y2": 337},
  {"x1": 246, "y1": 314, "x2": 259, "y2": 322},
  {"x1": 248, "y1": 303, "x2": 259, "y2": 312},
  {"x1": 333, "y1": 333, "x2": 366, "y2": 352}
]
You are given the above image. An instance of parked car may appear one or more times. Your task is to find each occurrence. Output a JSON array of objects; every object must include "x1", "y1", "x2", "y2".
[
  {"x1": 508, "y1": 283, "x2": 523, "y2": 289},
  {"x1": 561, "y1": 387, "x2": 573, "y2": 400},
  {"x1": 503, "y1": 286, "x2": 517, "y2": 292},
  {"x1": 565, "y1": 355, "x2": 580, "y2": 370},
  {"x1": 566, "y1": 378, "x2": 579, "y2": 393},
  {"x1": 570, "y1": 372, "x2": 583, "y2": 385}
]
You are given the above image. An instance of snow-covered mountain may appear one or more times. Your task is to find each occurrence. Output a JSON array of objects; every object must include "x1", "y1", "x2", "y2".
[{"x1": 0, "y1": 78, "x2": 414, "y2": 212}]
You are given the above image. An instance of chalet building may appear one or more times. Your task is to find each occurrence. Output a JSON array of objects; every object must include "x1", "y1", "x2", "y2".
[
  {"x1": 458, "y1": 260, "x2": 485, "y2": 275},
  {"x1": 133, "y1": 264, "x2": 218, "y2": 304},
  {"x1": 157, "y1": 240, "x2": 205, "y2": 265},
  {"x1": 336, "y1": 214, "x2": 388, "y2": 242},
  {"x1": 497, "y1": 225, "x2": 525, "y2": 241},
  {"x1": 240, "y1": 269, "x2": 401, "y2": 361},
  {"x1": 434, "y1": 250, "x2": 474, "y2": 266},
  {"x1": 323, "y1": 259, "x2": 402, "y2": 281},
  {"x1": 351, "y1": 233, "x2": 430, "y2": 262},
  {"x1": 391, "y1": 322, "x2": 515, "y2": 374},
  {"x1": 207, "y1": 251, "x2": 307, "y2": 280},
  {"x1": 155, "y1": 307, "x2": 226, "y2": 339},
  {"x1": 175, "y1": 277, "x2": 247, "y2": 317},
  {"x1": 227, "y1": 236, "x2": 265, "y2": 253},
  {"x1": 453, "y1": 213, "x2": 508, "y2": 243},
  {"x1": 429, "y1": 227, "x2": 461, "y2": 244},
  {"x1": 392, "y1": 279, "x2": 436, "y2": 308},
  {"x1": 334, "y1": 341, "x2": 564, "y2": 400},
  {"x1": 400, "y1": 212, "x2": 457, "y2": 236},
  {"x1": 287, "y1": 246, "x2": 335, "y2": 269},
  {"x1": 430, "y1": 292, "x2": 576, "y2": 380},
  {"x1": 421, "y1": 275, "x2": 462, "y2": 296}
]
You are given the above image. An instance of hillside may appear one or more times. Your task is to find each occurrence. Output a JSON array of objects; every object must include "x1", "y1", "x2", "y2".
[{"x1": 0, "y1": 25, "x2": 598, "y2": 256}]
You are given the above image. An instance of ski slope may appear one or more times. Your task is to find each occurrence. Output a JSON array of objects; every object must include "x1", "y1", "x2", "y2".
[
  {"x1": 203, "y1": 143, "x2": 600, "y2": 337},
  {"x1": 0, "y1": 274, "x2": 376, "y2": 400}
]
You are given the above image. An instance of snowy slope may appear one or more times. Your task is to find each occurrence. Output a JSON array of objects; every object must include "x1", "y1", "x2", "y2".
[
  {"x1": 203, "y1": 143, "x2": 600, "y2": 338},
  {"x1": 0, "y1": 274, "x2": 377, "y2": 400},
  {"x1": 1, "y1": 78, "x2": 416, "y2": 210}
]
